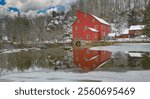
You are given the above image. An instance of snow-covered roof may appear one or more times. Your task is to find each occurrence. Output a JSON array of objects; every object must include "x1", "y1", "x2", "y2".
[
  {"x1": 122, "y1": 29, "x2": 129, "y2": 34},
  {"x1": 92, "y1": 15, "x2": 110, "y2": 26},
  {"x1": 108, "y1": 33, "x2": 116, "y2": 37},
  {"x1": 129, "y1": 53, "x2": 142, "y2": 58},
  {"x1": 129, "y1": 25, "x2": 145, "y2": 31},
  {"x1": 88, "y1": 27, "x2": 99, "y2": 32}
]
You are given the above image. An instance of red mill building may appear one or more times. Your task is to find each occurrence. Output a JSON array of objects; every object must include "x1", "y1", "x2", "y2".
[{"x1": 72, "y1": 10, "x2": 110, "y2": 46}]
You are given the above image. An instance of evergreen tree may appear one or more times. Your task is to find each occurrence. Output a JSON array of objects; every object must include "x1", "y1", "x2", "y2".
[
  {"x1": 127, "y1": 10, "x2": 141, "y2": 27},
  {"x1": 143, "y1": 1, "x2": 150, "y2": 37}
]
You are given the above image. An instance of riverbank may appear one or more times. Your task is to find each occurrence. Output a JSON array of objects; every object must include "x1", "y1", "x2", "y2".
[
  {"x1": 0, "y1": 41, "x2": 72, "y2": 49},
  {"x1": 73, "y1": 39, "x2": 150, "y2": 48}
]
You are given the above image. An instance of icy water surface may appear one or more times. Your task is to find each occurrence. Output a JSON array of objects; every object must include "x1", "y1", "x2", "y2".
[{"x1": 0, "y1": 43, "x2": 150, "y2": 82}]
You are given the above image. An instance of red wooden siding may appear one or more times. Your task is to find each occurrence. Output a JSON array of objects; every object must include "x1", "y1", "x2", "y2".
[
  {"x1": 73, "y1": 10, "x2": 110, "y2": 41},
  {"x1": 129, "y1": 30, "x2": 143, "y2": 37}
]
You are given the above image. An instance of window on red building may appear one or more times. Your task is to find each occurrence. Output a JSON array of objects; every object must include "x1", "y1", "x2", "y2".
[
  {"x1": 84, "y1": 57, "x2": 88, "y2": 61},
  {"x1": 84, "y1": 14, "x2": 87, "y2": 18},
  {"x1": 86, "y1": 34, "x2": 90, "y2": 39},
  {"x1": 92, "y1": 64, "x2": 96, "y2": 68},
  {"x1": 104, "y1": 51, "x2": 106, "y2": 54},
  {"x1": 95, "y1": 58, "x2": 98, "y2": 62},
  {"x1": 87, "y1": 49, "x2": 90, "y2": 54},
  {"x1": 84, "y1": 26, "x2": 88, "y2": 30},
  {"x1": 95, "y1": 35, "x2": 97, "y2": 39},
  {"x1": 76, "y1": 57, "x2": 79, "y2": 61},
  {"x1": 95, "y1": 25, "x2": 98, "y2": 29},
  {"x1": 92, "y1": 19, "x2": 95, "y2": 22},
  {"x1": 75, "y1": 26, "x2": 78, "y2": 31},
  {"x1": 77, "y1": 19, "x2": 80, "y2": 23},
  {"x1": 76, "y1": 33, "x2": 78, "y2": 38}
]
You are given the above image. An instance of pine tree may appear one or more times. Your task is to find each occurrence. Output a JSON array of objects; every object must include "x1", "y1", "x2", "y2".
[
  {"x1": 127, "y1": 10, "x2": 140, "y2": 27},
  {"x1": 143, "y1": 1, "x2": 150, "y2": 37}
]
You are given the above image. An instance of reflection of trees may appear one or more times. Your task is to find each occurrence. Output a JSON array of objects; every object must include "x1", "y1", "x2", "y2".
[
  {"x1": 0, "y1": 52, "x2": 32, "y2": 72},
  {"x1": 103, "y1": 52, "x2": 150, "y2": 71},
  {"x1": 0, "y1": 46, "x2": 74, "y2": 74},
  {"x1": 8, "y1": 48, "x2": 69, "y2": 70},
  {"x1": 127, "y1": 56, "x2": 141, "y2": 68},
  {"x1": 32, "y1": 48, "x2": 66, "y2": 69},
  {"x1": 127, "y1": 52, "x2": 150, "y2": 70},
  {"x1": 112, "y1": 52, "x2": 128, "y2": 67},
  {"x1": 0, "y1": 54, "x2": 11, "y2": 76},
  {"x1": 141, "y1": 53, "x2": 150, "y2": 69},
  {"x1": 0, "y1": 47, "x2": 150, "y2": 75},
  {"x1": 100, "y1": 52, "x2": 149, "y2": 72},
  {"x1": 15, "y1": 52, "x2": 32, "y2": 71},
  {"x1": 63, "y1": 49, "x2": 74, "y2": 69},
  {"x1": 46, "y1": 47, "x2": 73, "y2": 70},
  {"x1": 1, "y1": 51, "x2": 32, "y2": 75}
]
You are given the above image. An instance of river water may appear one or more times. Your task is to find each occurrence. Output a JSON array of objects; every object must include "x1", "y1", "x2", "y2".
[{"x1": 0, "y1": 43, "x2": 150, "y2": 82}]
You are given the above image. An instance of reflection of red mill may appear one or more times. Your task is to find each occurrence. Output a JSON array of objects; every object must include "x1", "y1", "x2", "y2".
[{"x1": 73, "y1": 48, "x2": 112, "y2": 71}]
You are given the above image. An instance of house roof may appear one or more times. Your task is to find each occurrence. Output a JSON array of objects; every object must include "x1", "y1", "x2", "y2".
[
  {"x1": 129, "y1": 25, "x2": 145, "y2": 31},
  {"x1": 91, "y1": 15, "x2": 110, "y2": 26},
  {"x1": 88, "y1": 27, "x2": 99, "y2": 32}
]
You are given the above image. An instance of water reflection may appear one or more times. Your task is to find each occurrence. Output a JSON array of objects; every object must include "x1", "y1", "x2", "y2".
[
  {"x1": 0, "y1": 45, "x2": 150, "y2": 77},
  {"x1": 73, "y1": 47, "x2": 112, "y2": 71},
  {"x1": 0, "y1": 46, "x2": 74, "y2": 76},
  {"x1": 99, "y1": 51, "x2": 150, "y2": 71}
]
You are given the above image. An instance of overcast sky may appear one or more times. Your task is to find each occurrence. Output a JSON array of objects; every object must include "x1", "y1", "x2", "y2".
[{"x1": 3, "y1": 0, "x2": 77, "y2": 11}]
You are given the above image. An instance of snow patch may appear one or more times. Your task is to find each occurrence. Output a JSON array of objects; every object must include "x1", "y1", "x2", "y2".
[
  {"x1": 0, "y1": 48, "x2": 40, "y2": 54},
  {"x1": 122, "y1": 29, "x2": 129, "y2": 34},
  {"x1": 108, "y1": 33, "x2": 116, "y2": 37}
]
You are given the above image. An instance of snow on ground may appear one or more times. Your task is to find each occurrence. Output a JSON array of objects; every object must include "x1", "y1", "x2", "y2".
[
  {"x1": 108, "y1": 33, "x2": 116, "y2": 37},
  {"x1": 90, "y1": 43, "x2": 150, "y2": 53},
  {"x1": 109, "y1": 38, "x2": 150, "y2": 42},
  {"x1": 0, "y1": 48, "x2": 40, "y2": 54},
  {"x1": 122, "y1": 29, "x2": 129, "y2": 34},
  {"x1": 0, "y1": 70, "x2": 150, "y2": 82}
]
